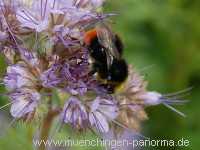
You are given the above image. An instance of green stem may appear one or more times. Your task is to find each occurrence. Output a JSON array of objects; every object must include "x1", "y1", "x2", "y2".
[{"x1": 38, "y1": 108, "x2": 60, "y2": 150}]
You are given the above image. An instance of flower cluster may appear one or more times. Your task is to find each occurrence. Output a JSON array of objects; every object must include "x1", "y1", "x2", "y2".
[{"x1": 0, "y1": 0, "x2": 188, "y2": 142}]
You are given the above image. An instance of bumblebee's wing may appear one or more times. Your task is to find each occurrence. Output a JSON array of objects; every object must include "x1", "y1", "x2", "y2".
[
  {"x1": 96, "y1": 25, "x2": 120, "y2": 68},
  {"x1": 96, "y1": 25, "x2": 120, "y2": 58},
  {"x1": 74, "y1": 13, "x2": 116, "y2": 31}
]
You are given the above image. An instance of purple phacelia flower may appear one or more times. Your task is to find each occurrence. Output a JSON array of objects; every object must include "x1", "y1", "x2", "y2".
[
  {"x1": 62, "y1": 96, "x2": 88, "y2": 129},
  {"x1": 9, "y1": 88, "x2": 40, "y2": 118},
  {"x1": 89, "y1": 97, "x2": 119, "y2": 133},
  {"x1": 16, "y1": 0, "x2": 105, "y2": 33},
  {"x1": 0, "y1": 0, "x2": 189, "y2": 144},
  {"x1": 66, "y1": 80, "x2": 88, "y2": 96},
  {"x1": 16, "y1": 0, "x2": 50, "y2": 32},
  {"x1": 3, "y1": 62, "x2": 36, "y2": 91},
  {"x1": 40, "y1": 63, "x2": 64, "y2": 88},
  {"x1": 19, "y1": 48, "x2": 39, "y2": 66},
  {"x1": 40, "y1": 48, "x2": 92, "y2": 96}
]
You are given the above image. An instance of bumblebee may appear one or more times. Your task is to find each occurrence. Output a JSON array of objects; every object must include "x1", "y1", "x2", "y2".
[{"x1": 84, "y1": 26, "x2": 128, "y2": 93}]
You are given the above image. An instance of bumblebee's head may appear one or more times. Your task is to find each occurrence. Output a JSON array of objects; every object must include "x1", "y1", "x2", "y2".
[{"x1": 107, "y1": 59, "x2": 128, "y2": 83}]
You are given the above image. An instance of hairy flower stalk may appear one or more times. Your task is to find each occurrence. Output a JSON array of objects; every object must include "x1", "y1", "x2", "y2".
[{"x1": 0, "y1": 0, "x2": 189, "y2": 150}]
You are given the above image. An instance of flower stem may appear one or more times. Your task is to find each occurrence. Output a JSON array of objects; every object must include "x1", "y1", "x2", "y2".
[{"x1": 38, "y1": 108, "x2": 61, "y2": 150}]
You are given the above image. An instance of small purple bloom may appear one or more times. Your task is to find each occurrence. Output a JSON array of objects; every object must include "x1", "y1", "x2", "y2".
[
  {"x1": 19, "y1": 48, "x2": 39, "y2": 66},
  {"x1": 62, "y1": 97, "x2": 88, "y2": 129},
  {"x1": 3, "y1": 62, "x2": 36, "y2": 91},
  {"x1": 66, "y1": 80, "x2": 88, "y2": 96},
  {"x1": 89, "y1": 97, "x2": 119, "y2": 133},
  {"x1": 41, "y1": 54, "x2": 91, "y2": 96},
  {"x1": 16, "y1": 9, "x2": 49, "y2": 32},
  {"x1": 9, "y1": 88, "x2": 40, "y2": 118},
  {"x1": 16, "y1": 0, "x2": 50, "y2": 32},
  {"x1": 40, "y1": 63, "x2": 63, "y2": 88}
]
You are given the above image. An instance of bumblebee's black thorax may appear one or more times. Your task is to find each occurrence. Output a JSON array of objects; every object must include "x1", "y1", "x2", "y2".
[{"x1": 85, "y1": 30, "x2": 128, "y2": 93}]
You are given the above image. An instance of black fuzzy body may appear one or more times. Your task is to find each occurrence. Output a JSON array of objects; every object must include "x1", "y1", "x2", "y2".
[{"x1": 87, "y1": 34, "x2": 128, "y2": 93}]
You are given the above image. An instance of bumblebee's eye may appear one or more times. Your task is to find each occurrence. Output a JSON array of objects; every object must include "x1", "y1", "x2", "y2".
[{"x1": 108, "y1": 59, "x2": 128, "y2": 82}]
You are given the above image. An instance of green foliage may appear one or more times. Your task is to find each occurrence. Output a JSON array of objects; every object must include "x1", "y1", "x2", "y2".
[{"x1": 0, "y1": 123, "x2": 33, "y2": 150}]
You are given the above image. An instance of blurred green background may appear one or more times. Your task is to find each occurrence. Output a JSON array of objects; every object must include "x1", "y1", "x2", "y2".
[{"x1": 0, "y1": 0, "x2": 200, "y2": 149}]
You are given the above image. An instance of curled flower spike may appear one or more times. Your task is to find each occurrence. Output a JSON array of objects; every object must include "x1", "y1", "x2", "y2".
[{"x1": 112, "y1": 66, "x2": 148, "y2": 132}]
